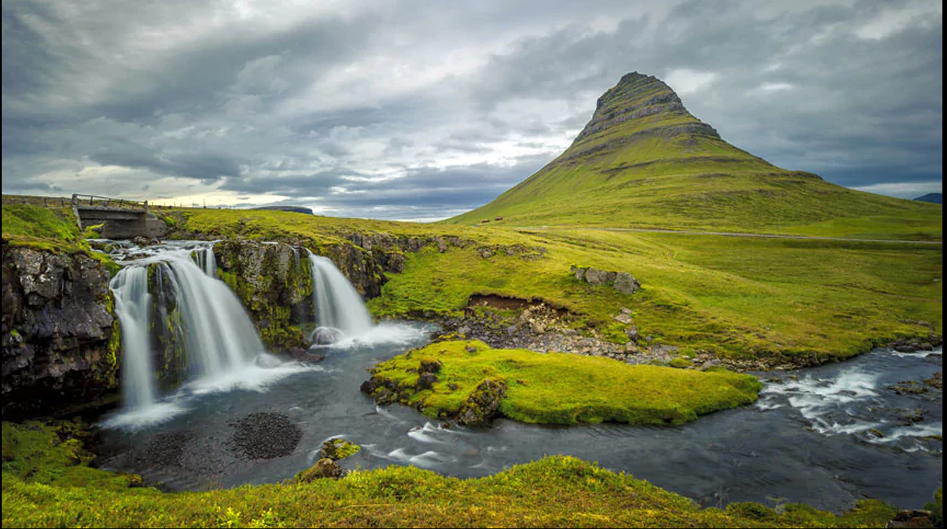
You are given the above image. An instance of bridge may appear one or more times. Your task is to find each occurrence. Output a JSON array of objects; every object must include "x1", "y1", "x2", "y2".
[{"x1": 72, "y1": 194, "x2": 169, "y2": 239}]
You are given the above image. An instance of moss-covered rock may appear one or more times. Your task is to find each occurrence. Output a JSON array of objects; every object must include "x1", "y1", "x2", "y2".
[
  {"x1": 295, "y1": 458, "x2": 346, "y2": 482},
  {"x1": 214, "y1": 240, "x2": 314, "y2": 352},
  {"x1": 318, "y1": 438, "x2": 361, "y2": 461}
]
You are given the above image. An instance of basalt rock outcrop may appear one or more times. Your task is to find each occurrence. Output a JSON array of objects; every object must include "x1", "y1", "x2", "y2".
[
  {"x1": 570, "y1": 265, "x2": 640, "y2": 295},
  {"x1": 214, "y1": 240, "x2": 314, "y2": 352},
  {"x1": 1, "y1": 243, "x2": 118, "y2": 417}
]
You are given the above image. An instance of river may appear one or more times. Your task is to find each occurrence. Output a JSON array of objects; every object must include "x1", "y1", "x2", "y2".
[{"x1": 93, "y1": 325, "x2": 942, "y2": 512}]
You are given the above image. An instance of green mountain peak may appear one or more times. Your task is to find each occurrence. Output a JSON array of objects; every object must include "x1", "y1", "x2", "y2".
[{"x1": 447, "y1": 72, "x2": 939, "y2": 238}]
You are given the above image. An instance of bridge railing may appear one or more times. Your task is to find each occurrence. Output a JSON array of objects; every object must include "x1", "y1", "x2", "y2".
[{"x1": 71, "y1": 194, "x2": 147, "y2": 210}]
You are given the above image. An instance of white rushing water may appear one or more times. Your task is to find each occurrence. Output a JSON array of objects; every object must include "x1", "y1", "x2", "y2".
[
  {"x1": 106, "y1": 242, "x2": 269, "y2": 427},
  {"x1": 307, "y1": 251, "x2": 374, "y2": 337},
  {"x1": 109, "y1": 266, "x2": 157, "y2": 409}
]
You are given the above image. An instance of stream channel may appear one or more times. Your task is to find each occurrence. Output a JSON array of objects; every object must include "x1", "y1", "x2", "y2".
[{"x1": 94, "y1": 330, "x2": 942, "y2": 512}]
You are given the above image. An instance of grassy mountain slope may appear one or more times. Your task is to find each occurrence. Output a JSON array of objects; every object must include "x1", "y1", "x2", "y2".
[{"x1": 447, "y1": 73, "x2": 941, "y2": 240}]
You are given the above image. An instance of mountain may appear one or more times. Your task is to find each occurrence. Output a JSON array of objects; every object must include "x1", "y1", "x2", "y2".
[
  {"x1": 914, "y1": 193, "x2": 942, "y2": 204},
  {"x1": 447, "y1": 73, "x2": 941, "y2": 237},
  {"x1": 253, "y1": 205, "x2": 314, "y2": 214}
]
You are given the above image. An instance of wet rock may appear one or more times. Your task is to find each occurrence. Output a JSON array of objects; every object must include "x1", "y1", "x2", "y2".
[
  {"x1": 2, "y1": 244, "x2": 117, "y2": 417},
  {"x1": 132, "y1": 236, "x2": 160, "y2": 247},
  {"x1": 228, "y1": 412, "x2": 302, "y2": 460},
  {"x1": 311, "y1": 326, "x2": 344, "y2": 346},
  {"x1": 898, "y1": 408, "x2": 926, "y2": 425},
  {"x1": 318, "y1": 438, "x2": 361, "y2": 461},
  {"x1": 296, "y1": 458, "x2": 345, "y2": 482},
  {"x1": 925, "y1": 371, "x2": 942, "y2": 390}
]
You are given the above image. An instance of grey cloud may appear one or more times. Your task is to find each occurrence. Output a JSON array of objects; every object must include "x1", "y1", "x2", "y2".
[{"x1": 1, "y1": 0, "x2": 941, "y2": 217}]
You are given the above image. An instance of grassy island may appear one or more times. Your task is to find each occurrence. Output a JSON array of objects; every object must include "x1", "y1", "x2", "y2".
[{"x1": 365, "y1": 340, "x2": 763, "y2": 426}]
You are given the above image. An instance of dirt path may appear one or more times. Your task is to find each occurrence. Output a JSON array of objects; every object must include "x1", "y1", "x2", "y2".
[{"x1": 514, "y1": 226, "x2": 943, "y2": 245}]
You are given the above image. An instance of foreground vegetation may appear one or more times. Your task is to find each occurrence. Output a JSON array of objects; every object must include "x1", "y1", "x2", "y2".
[
  {"x1": 367, "y1": 340, "x2": 762, "y2": 425},
  {"x1": 2, "y1": 421, "x2": 911, "y2": 528}
]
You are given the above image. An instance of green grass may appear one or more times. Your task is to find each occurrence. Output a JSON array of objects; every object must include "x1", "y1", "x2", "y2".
[
  {"x1": 368, "y1": 340, "x2": 763, "y2": 425},
  {"x1": 0, "y1": 204, "x2": 86, "y2": 253},
  {"x1": 1, "y1": 421, "x2": 901, "y2": 528},
  {"x1": 3, "y1": 200, "x2": 940, "y2": 366},
  {"x1": 371, "y1": 228, "x2": 941, "y2": 365},
  {"x1": 445, "y1": 76, "x2": 942, "y2": 241}
]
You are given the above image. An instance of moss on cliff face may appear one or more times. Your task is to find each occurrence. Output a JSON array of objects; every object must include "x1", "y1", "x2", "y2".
[{"x1": 214, "y1": 240, "x2": 315, "y2": 352}]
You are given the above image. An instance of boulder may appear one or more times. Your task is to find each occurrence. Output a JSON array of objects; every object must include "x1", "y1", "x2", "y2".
[
  {"x1": 419, "y1": 359, "x2": 442, "y2": 374},
  {"x1": 613, "y1": 272, "x2": 641, "y2": 295},
  {"x1": 570, "y1": 265, "x2": 640, "y2": 296},
  {"x1": 418, "y1": 372, "x2": 439, "y2": 390},
  {"x1": 295, "y1": 458, "x2": 345, "y2": 482},
  {"x1": 311, "y1": 326, "x2": 344, "y2": 346},
  {"x1": 458, "y1": 379, "x2": 507, "y2": 426},
  {"x1": 318, "y1": 438, "x2": 361, "y2": 461}
]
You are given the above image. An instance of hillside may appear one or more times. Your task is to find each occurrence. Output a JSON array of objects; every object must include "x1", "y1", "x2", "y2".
[
  {"x1": 915, "y1": 193, "x2": 943, "y2": 205},
  {"x1": 447, "y1": 73, "x2": 941, "y2": 240}
]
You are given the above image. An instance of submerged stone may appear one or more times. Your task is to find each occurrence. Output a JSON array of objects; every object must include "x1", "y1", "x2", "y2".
[{"x1": 311, "y1": 326, "x2": 344, "y2": 346}]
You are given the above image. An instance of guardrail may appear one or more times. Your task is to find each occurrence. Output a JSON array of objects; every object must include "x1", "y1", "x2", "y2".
[{"x1": 71, "y1": 194, "x2": 147, "y2": 209}]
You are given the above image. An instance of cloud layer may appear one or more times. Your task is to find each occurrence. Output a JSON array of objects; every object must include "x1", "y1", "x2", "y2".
[{"x1": 2, "y1": 0, "x2": 942, "y2": 219}]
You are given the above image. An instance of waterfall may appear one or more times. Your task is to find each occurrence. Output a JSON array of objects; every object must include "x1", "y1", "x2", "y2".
[
  {"x1": 110, "y1": 266, "x2": 157, "y2": 409},
  {"x1": 160, "y1": 253, "x2": 264, "y2": 375},
  {"x1": 307, "y1": 252, "x2": 374, "y2": 336},
  {"x1": 108, "y1": 243, "x2": 265, "y2": 414},
  {"x1": 192, "y1": 246, "x2": 217, "y2": 277}
]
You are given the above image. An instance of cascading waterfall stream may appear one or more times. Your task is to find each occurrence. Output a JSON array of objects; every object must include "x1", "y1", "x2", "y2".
[
  {"x1": 108, "y1": 242, "x2": 266, "y2": 418},
  {"x1": 109, "y1": 266, "x2": 157, "y2": 410},
  {"x1": 306, "y1": 251, "x2": 374, "y2": 337}
]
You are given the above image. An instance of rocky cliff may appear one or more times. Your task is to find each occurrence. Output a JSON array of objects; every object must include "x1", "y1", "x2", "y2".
[{"x1": 1, "y1": 243, "x2": 119, "y2": 417}]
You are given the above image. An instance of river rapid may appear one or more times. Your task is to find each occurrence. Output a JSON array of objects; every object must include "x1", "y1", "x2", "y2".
[{"x1": 93, "y1": 327, "x2": 942, "y2": 513}]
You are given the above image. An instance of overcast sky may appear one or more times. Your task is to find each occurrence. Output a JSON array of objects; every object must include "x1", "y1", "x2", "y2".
[{"x1": 2, "y1": 0, "x2": 942, "y2": 220}]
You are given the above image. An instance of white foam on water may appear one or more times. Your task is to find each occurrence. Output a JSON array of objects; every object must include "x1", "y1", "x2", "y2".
[
  {"x1": 386, "y1": 448, "x2": 412, "y2": 462},
  {"x1": 408, "y1": 450, "x2": 456, "y2": 467},
  {"x1": 760, "y1": 367, "x2": 895, "y2": 437},
  {"x1": 100, "y1": 401, "x2": 190, "y2": 431},
  {"x1": 182, "y1": 361, "x2": 323, "y2": 396},
  {"x1": 764, "y1": 369, "x2": 880, "y2": 421},
  {"x1": 374, "y1": 405, "x2": 405, "y2": 423},
  {"x1": 324, "y1": 322, "x2": 431, "y2": 349},
  {"x1": 873, "y1": 422, "x2": 943, "y2": 444},
  {"x1": 407, "y1": 422, "x2": 450, "y2": 444}
]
